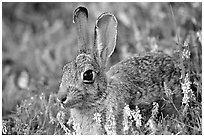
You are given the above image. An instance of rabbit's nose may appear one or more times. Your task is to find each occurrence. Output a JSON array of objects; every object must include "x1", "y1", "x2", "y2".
[
  {"x1": 60, "y1": 95, "x2": 67, "y2": 103},
  {"x1": 57, "y1": 92, "x2": 67, "y2": 103}
]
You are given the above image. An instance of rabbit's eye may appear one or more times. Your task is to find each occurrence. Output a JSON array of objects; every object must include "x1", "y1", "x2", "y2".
[{"x1": 82, "y1": 69, "x2": 96, "y2": 84}]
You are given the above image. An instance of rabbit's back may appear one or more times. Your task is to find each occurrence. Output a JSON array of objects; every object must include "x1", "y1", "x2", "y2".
[{"x1": 107, "y1": 52, "x2": 181, "y2": 106}]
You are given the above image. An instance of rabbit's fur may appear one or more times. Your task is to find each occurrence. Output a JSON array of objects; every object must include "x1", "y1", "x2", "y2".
[{"x1": 57, "y1": 6, "x2": 181, "y2": 135}]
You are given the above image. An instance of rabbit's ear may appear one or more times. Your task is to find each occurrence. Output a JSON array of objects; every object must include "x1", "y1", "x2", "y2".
[
  {"x1": 94, "y1": 12, "x2": 117, "y2": 66},
  {"x1": 73, "y1": 6, "x2": 89, "y2": 53}
]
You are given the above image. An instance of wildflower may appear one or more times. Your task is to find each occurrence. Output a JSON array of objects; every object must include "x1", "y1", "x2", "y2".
[
  {"x1": 144, "y1": 103, "x2": 159, "y2": 134},
  {"x1": 56, "y1": 111, "x2": 71, "y2": 135},
  {"x1": 145, "y1": 118, "x2": 157, "y2": 134},
  {"x1": 183, "y1": 41, "x2": 188, "y2": 47},
  {"x1": 2, "y1": 120, "x2": 8, "y2": 134},
  {"x1": 105, "y1": 106, "x2": 116, "y2": 135},
  {"x1": 123, "y1": 105, "x2": 131, "y2": 132},
  {"x1": 181, "y1": 41, "x2": 191, "y2": 59},
  {"x1": 193, "y1": 81, "x2": 199, "y2": 86},
  {"x1": 151, "y1": 102, "x2": 159, "y2": 119},
  {"x1": 123, "y1": 104, "x2": 142, "y2": 132},
  {"x1": 93, "y1": 112, "x2": 102, "y2": 124},
  {"x1": 56, "y1": 111, "x2": 65, "y2": 123},
  {"x1": 131, "y1": 106, "x2": 142, "y2": 128},
  {"x1": 182, "y1": 49, "x2": 190, "y2": 59},
  {"x1": 181, "y1": 73, "x2": 195, "y2": 104}
]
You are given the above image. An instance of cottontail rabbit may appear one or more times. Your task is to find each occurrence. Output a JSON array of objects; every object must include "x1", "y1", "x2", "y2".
[{"x1": 57, "y1": 6, "x2": 181, "y2": 135}]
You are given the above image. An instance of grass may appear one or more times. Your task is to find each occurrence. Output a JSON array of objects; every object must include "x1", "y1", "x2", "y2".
[{"x1": 2, "y1": 2, "x2": 202, "y2": 135}]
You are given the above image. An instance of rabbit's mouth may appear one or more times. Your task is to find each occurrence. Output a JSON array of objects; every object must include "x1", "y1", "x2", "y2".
[
  {"x1": 62, "y1": 95, "x2": 84, "y2": 109},
  {"x1": 57, "y1": 86, "x2": 85, "y2": 109},
  {"x1": 58, "y1": 85, "x2": 102, "y2": 109},
  {"x1": 62, "y1": 96, "x2": 83, "y2": 109}
]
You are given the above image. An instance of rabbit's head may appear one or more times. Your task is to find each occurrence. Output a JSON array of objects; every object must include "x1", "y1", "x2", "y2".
[{"x1": 57, "y1": 6, "x2": 117, "y2": 109}]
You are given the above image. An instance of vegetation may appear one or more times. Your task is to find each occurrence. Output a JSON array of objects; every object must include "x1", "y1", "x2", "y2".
[{"x1": 2, "y1": 2, "x2": 202, "y2": 135}]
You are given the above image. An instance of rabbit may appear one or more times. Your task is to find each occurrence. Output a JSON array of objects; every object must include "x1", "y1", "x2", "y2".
[{"x1": 57, "y1": 6, "x2": 181, "y2": 135}]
